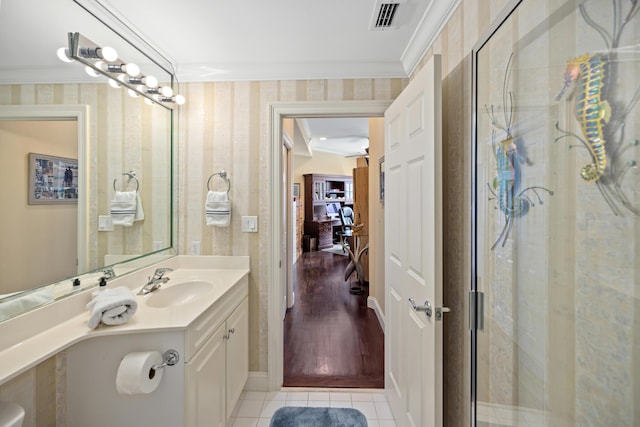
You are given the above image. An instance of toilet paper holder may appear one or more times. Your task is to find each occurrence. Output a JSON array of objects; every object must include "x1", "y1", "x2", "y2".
[{"x1": 151, "y1": 349, "x2": 180, "y2": 371}]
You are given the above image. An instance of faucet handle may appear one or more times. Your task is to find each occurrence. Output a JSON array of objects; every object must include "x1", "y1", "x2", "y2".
[
  {"x1": 154, "y1": 267, "x2": 174, "y2": 278},
  {"x1": 100, "y1": 267, "x2": 116, "y2": 280}
]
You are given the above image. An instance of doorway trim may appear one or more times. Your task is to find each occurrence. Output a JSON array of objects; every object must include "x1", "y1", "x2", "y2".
[
  {"x1": 268, "y1": 100, "x2": 391, "y2": 390},
  {"x1": 0, "y1": 104, "x2": 90, "y2": 271}
]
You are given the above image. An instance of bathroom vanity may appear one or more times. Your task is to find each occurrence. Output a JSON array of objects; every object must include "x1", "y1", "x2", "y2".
[{"x1": 0, "y1": 256, "x2": 249, "y2": 427}]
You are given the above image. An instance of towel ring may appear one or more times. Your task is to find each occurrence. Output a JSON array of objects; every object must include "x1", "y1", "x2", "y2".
[
  {"x1": 113, "y1": 171, "x2": 140, "y2": 192},
  {"x1": 207, "y1": 170, "x2": 231, "y2": 194}
]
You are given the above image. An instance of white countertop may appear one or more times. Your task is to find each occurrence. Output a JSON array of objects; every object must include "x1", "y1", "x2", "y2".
[{"x1": 0, "y1": 256, "x2": 249, "y2": 385}]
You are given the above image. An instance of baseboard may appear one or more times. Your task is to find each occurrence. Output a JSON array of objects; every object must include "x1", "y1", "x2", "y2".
[
  {"x1": 245, "y1": 371, "x2": 269, "y2": 391},
  {"x1": 367, "y1": 296, "x2": 385, "y2": 332}
]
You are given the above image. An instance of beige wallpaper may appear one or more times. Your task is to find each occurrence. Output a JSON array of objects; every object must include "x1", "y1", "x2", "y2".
[
  {"x1": 176, "y1": 79, "x2": 407, "y2": 373},
  {"x1": 0, "y1": 0, "x2": 532, "y2": 425},
  {"x1": 0, "y1": 83, "x2": 171, "y2": 277}
]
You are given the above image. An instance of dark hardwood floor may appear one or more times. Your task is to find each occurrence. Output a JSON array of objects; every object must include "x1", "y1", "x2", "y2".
[{"x1": 283, "y1": 249, "x2": 384, "y2": 388}]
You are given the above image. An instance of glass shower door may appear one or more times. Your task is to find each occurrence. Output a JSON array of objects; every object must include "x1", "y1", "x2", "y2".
[{"x1": 473, "y1": 0, "x2": 640, "y2": 425}]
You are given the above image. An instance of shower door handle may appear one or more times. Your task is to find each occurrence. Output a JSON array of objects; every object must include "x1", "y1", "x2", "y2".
[{"x1": 409, "y1": 297, "x2": 432, "y2": 318}]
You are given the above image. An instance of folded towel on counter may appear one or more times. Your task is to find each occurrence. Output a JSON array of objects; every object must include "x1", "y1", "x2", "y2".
[
  {"x1": 86, "y1": 286, "x2": 138, "y2": 329},
  {"x1": 134, "y1": 193, "x2": 144, "y2": 222},
  {"x1": 111, "y1": 191, "x2": 137, "y2": 226},
  {"x1": 205, "y1": 190, "x2": 231, "y2": 227}
]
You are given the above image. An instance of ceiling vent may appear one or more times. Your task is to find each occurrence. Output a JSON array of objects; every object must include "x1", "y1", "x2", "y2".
[{"x1": 370, "y1": 0, "x2": 404, "y2": 30}]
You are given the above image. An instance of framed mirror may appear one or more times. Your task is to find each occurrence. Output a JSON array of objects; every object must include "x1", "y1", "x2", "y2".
[{"x1": 0, "y1": 0, "x2": 176, "y2": 321}]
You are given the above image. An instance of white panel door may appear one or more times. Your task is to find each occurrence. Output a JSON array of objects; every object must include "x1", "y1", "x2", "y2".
[{"x1": 385, "y1": 54, "x2": 443, "y2": 427}]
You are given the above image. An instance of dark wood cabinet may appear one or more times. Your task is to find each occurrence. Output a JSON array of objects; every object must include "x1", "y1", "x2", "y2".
[
  {"x1": 303, "y1": 174, "x2": 353, "y2": 221},
  {"x1": 302, "y1": 174, "x2": 353, "y2": 250}
]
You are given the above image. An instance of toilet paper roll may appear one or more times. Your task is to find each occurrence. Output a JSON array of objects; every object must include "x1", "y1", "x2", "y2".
[{"x1": 116, "y1": 351, "x2": 164, "y2": 395}]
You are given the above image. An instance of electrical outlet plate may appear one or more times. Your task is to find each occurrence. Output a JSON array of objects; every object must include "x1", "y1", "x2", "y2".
[
  {"x1": 191, "y1": 241, "x2": 201, "y2": 255},
  {"x1": 241, "y1": 216, "x2": 258, "y2": 232},
  {"x1": 98, "y1": 215, "x2": 113, "y2": 231}
]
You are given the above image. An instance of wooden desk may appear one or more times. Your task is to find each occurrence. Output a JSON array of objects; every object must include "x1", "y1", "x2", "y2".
[{"x1": 304, "y1": 219, "x2": 339, "y2": 250}]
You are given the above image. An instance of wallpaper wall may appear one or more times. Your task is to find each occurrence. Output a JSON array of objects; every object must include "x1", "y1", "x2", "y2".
[
  {"x1": 176, "y1": 78, "x2": 407, "y2": 373},
  {"x1": 0, "y1": 0, "x2": 521, "y2": 425},
  {"x1": 0, "y1": 83, "x2": 171, "y2": 275}
]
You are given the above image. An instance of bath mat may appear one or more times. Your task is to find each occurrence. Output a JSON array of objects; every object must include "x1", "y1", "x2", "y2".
[{"x1": 269, "y1": 406, "x2": 367, "y2": 427}]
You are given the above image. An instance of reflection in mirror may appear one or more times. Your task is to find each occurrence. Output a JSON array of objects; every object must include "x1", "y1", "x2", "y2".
[{"x1": 0, "y1": 0, "x2": 176, "y2": 321}]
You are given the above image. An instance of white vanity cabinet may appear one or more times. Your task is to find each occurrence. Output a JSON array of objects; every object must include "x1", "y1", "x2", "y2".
[{"x1": 185, "y1": 296, "x2": 249, "y2": 427}]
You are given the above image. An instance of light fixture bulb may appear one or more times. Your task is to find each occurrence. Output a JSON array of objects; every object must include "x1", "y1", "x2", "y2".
[
  {"x1": 125, "y1": 63, "x2": 140, "y2": 77},
  {"x1": 160, "y1": 86, "x2": 173, "y2": 97},
  {"x1": 85, "y1": 65, "x2": 101, "y2": 77},
  {"x1": 100, "y1": 46, "x2": 118, "y2": 62},
  {"x1": 57, "y1": 47, "x2": 74, "y2": 63},
  {"x1": 127, "y1": 88, "x2": 139, "y2": 98},
  {"x1": 174, "y1": 94, "x2": 186, "y2": 105},
  {"x1": 145, "y1": 76, "x2": 158, "y2": 88},
  {"x1": 144, "y1": 98, "x2": 154, "y2": 105},
  {"x1": 108, "y1": 78, "x2": 121, "y2": 89}
]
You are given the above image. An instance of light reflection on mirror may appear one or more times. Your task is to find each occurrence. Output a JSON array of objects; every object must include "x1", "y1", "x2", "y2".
[{"x1": 0, "y1": 0, "x2": 175, "y2": 321}]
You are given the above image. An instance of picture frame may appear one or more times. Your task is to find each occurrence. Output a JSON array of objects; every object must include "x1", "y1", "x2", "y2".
[
  {"x1": 379, "y1": 156, "x2": 385, "y2": 203},
  {"x1": 28, "y1": 153, "x2": 78, "y2": 204},
  {"x1": 293, "y1": 182, "x2": 300, "y2": 199}
]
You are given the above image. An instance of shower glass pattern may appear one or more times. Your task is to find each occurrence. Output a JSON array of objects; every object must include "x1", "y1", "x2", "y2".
[{"x1": 473, "y1": 0, "x2": 640, "y2": 425}]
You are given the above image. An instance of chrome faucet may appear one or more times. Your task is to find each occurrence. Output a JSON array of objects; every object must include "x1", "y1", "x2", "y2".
[
  {"x1": 100, "y1": 267, "x2": 116, "y2": 282},
  {"x1": 137, "y1": 267, "x2": 173, "y2": 295}
]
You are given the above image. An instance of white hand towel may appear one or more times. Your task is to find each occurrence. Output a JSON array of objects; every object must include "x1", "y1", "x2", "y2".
[
  {"x1": 134, "y1": 193, "x2": 144, "y2": 222},
  {"x1": 111, "y1": 191, "x2": 137, "y2": 226},
  {"x1": 205, "y1": 190, "x2": 231, "y2": 227},
  {"x1": 86, "y1": 286, "x2": 138, "y2": 329}
]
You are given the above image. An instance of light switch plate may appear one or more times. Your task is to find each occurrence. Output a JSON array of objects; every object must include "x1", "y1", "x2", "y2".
[
  {"x1": 98, "y1": 215, "x2": 113, "y2": 231},
  {"x1": 241, "y1": 216, "x2": 258, "y2": 232}
]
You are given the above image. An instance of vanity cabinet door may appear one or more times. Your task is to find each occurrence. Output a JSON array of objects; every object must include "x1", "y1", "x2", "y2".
[
  {"x1": 225, "y1": 297, "x2": 249, "y2": 418},
  {"x1": 186, "y1": 322, "x2": 226, "y2": 427}
]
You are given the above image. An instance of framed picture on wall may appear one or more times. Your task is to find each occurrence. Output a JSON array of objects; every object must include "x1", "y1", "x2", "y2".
[{"x1": 28, "y1": 153, "x2": 78, "y2": 204}]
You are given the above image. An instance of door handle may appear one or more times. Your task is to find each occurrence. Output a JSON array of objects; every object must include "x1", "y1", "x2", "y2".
[{"x1": 409, "y1": 298, "x2": 432, "y2": 318}]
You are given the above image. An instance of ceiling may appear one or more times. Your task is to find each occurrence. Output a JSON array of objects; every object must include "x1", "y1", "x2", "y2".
[
  {"x1": 0, "y1": 0, "x2": 459, "y2": 155},
  {"x1": 295, "y1": 117, "x2": 370, "y2": 158},
  {"x1": 87, "y1": 0, "x2": 459, "y2": 82}
]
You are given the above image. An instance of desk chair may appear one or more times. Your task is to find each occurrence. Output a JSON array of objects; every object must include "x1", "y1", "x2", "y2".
[{"x1": 338, "y1": 207, "x2": 354, "y2": 251}]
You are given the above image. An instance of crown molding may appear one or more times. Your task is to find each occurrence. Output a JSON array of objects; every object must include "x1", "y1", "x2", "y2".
[{"x1": 401, "y1": 0, "x2": 462, "y2": 77}]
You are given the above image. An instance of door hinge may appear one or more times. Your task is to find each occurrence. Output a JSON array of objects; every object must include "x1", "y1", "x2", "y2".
[{"x1": 468, "y1": 290, "x2": 484, "y2": 331}]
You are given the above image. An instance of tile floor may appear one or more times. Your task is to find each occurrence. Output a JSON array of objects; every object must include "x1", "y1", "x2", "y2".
[{"x1": 229, "y1": 389, "x2": 397, "y2": 426}]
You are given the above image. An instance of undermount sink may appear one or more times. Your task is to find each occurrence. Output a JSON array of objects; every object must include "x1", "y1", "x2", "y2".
[{"x1": 144, "y1": 280, "x2": 214, "y2": 308}]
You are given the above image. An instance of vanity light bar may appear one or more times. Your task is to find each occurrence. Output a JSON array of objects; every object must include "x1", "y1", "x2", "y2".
[{"x1": 60, "y1": 32, "x2": 184, "y2": 110}]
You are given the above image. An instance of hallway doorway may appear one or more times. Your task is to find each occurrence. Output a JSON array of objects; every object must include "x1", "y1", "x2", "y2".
[
  {"x1": 270, "y1": 101, "x2": 390, "y2": 390},
  {"x1": 284, "y1": 115, "x2": 378, "y2": 388}
]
